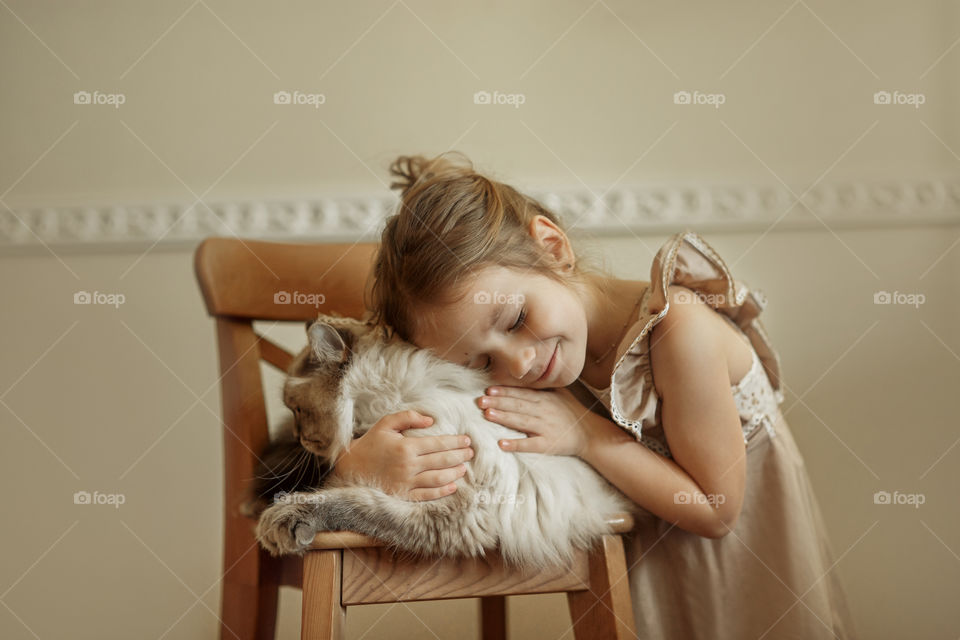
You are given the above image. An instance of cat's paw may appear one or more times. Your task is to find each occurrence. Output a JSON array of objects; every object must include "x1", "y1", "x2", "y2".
[{"x1": 255, "y1": 497, "x2": 322, "y2": 556}]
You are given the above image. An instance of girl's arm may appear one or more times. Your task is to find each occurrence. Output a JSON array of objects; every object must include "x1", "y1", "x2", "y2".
[
  {"x1": 581, "y1": 285, "x2": 748, "y2": 539},
  {"x1": 580, "y1": 412, "x2": 734, "y2": 538}
]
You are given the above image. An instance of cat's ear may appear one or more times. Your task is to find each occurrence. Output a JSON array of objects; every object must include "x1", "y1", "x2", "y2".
[{"x1": 307, "y1": 321, "x2": 350, "y2": 364}]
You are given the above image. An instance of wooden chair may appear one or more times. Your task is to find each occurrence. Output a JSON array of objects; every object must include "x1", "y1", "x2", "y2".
[{"x1": 194, "y1": 236, "x2": 639, "y2": 640}]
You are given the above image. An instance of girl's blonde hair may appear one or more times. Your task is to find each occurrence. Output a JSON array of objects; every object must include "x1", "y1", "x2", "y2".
[{"x1": 366, "y1": 151, "x2": 612, "y2": 343}]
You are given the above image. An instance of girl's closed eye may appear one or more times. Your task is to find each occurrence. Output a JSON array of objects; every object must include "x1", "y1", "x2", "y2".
[
  {"x1": 481, "y1": 307, "x2": 527, "y2": 372},
  {"x1": 510, "y1": 307, "x2": 526, "y2": 332}
]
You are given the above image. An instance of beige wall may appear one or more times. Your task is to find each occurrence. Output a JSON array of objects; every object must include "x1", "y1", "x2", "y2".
[{"x1": 2, "y1": 2, "x2": 958, "y2": 639}]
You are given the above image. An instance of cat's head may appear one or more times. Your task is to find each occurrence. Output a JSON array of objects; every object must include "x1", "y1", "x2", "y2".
[{"x1": 282, "y1": 316, "x2": 374, "y2": 458}]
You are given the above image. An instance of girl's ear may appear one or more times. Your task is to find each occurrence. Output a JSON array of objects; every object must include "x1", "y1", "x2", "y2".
[
  {"x1": 307, "y1": 321, "x2": 350, "y2": 364},
  {"x1": 529, "y1": 214, "x2": 574, "y2": 270}
]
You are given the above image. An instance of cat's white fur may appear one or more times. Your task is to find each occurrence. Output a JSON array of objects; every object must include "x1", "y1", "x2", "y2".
[{"x1": 255, "y1": 316, "x2": 639, "y2": 570}]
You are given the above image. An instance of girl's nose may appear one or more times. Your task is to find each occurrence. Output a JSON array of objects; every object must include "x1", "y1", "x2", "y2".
[{"x1": 508, "y1": 345, "x2": 537, "y2": 380}]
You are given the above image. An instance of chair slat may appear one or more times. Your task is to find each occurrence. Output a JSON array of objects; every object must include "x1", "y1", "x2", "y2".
[{"x1": 257, "y1": 334, "x2": 295, "y2": 372}]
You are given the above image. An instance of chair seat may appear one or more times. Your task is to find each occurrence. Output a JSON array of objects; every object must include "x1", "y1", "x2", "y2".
[{"x1": 300, "y1": 511, "x2": 638, "y2": 607}]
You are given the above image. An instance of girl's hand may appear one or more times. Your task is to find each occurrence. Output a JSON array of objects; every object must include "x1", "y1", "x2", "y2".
[
  {"x1": 330, "y1": 410, "x2": 475, "y2": 502},
  {"x1": 476, "y1": 386, "x2": 592, "y2": 456}
]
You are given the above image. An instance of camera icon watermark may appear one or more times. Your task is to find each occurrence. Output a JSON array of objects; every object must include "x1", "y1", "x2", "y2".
[
  {"x1": 673, "y1": 90, "x2": 725, "y2": 109},
  {"x1": 873, "y1": 490, "x2": 925, "y2": 509},
  {"x1": 73, "y1": 490, "x2": 126, "y2": 509},
  {"x1": 673, "y1": 491, "x2": 726, "y2": 506},
  {"x1": 474, "y1": 489, "x2": 526, "y2": 505},
  {"x1": 274, "y1": 290, "x2": 326, "y2": 307},
  {"x1": 273, "y1": 90, "x2": 325, "y2": 108},
  {"x1": 873, "y1": 290, "x2": 925, "y2": 308},
  {"x1": 673, "y1": 289, "x2": 728, "y2": 307},
  {"x1": 73, "y1": 90, "x2": 126, "y2": 109},
  {"x1": 473, "y1": 290, "x2": 525, "y2": 305},
  {"x1": 473, "y1": 90, "x2": 526, "y2": 108},
  {"x1": 273, "y1": 490, "x2": 325, "y2": 505},
  {"x1": 74, "y1": 290, "x2": 126, "y2": 308},
  {"x1": 873, "y1": 90, "x2": 925, "y2": 108}
]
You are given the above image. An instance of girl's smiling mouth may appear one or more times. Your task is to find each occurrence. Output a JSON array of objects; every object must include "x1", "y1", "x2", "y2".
[{"x1": 536, "y1": 342, "x2": 558, "y2": 383}]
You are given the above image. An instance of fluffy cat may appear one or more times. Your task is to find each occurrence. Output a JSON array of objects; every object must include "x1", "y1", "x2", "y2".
[{"x1": 253, "y1": 314, "x2": 638, "y2": 570}]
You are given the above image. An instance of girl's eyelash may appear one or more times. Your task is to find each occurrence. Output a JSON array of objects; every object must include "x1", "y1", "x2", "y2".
[
  {"x1": 510, "y1": 308, "x2": 526, "y2": 332},
  {"x1": 482, "y1": 308, "x2": 526, "y2": 371}
]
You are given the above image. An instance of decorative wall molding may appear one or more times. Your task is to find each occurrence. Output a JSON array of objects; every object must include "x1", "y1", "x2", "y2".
[{"x1": 2, "y1": 178, "x2": 959, "y2": 253}]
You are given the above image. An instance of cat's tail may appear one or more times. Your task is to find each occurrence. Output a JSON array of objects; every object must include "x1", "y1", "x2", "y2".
[{"x1": 277, "y1": 475, "x2": 501, "y2": 564}]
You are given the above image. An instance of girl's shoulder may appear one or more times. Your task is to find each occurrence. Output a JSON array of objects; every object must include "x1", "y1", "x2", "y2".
[
  {"x1": 640, "y1": 229, "x2": 782, "y2": 394},
  {"x1": 648, "y1": 283, "x2": 756, "y2": 397}
]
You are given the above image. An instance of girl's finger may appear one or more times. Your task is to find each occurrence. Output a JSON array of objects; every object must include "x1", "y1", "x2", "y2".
[
  {"x1": 483, "y1": 408, "x2": 527, "y2": 433},
  {"x1": 413, "y1": 465, "x2": 467, "y2": 488},
  {"x1": 477, "y1": 394, "x2": 534, "y2": 413},
  {"x1": 481, "y1": 407, "x2": 535, "y2": 434},
  {"x1": 417, "y1": 447, "x2": 474, "y2": 472},
  {"x1": 414, "y1": 434, "x2": 471, "y2": 455},
  {"x1": 498, "y1": 437, "x2": 540, "y2": 453},
  {"x1": 486, "y1": 385, "x2": 540, "y2": 399}
]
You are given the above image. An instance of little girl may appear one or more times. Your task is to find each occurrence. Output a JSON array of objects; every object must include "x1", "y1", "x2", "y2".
[{"x1": 330, "y1": 152, "x2": 858, "y2": 639}]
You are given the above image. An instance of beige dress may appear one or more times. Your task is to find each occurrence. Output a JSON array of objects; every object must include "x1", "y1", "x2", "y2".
[{"x1": 576, "y1": 230, "x2": 858, "y2": 639}]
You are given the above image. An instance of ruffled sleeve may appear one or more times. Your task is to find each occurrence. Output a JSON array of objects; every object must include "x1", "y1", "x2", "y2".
[{"x1": 603, "y1": 229, "x2": 785, "y2": 454}]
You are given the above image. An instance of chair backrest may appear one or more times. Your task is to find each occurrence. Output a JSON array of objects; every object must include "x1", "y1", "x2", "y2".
[{"x1": 194, "y1": 237, "x2": 378, "y2": 570}]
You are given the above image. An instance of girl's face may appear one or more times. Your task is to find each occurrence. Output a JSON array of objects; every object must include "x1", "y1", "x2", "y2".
[{"x1": 411, "y1": 265, "x2": 589, "y2": 388}]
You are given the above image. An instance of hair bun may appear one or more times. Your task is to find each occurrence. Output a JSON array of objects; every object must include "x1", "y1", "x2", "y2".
[{"x1": 388, "y1": 152, "x2": 472, "y2": 196}]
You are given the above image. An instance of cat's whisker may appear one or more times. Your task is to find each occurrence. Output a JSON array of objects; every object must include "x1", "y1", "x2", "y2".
[
  {"x1": 258, "y1": 452, "x2": 315, "y2": 498},
  {"x1": 291, "y1": 447, "x2": 315, "y2": 491},
  {"x1": 274, "y1": 441, "x2": 307, "y2": 470},
  {"x1": 252, "y1": 447, "x2": 301, "y2": 481}
]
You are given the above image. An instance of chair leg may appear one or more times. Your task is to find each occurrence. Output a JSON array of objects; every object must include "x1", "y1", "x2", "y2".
[
  {"x1": 480, "y1": 595, "x2": 507, "y2": 640},
  {"x1": 220, "y1": 551, "x2": 279, "y2": 640},
  {"x1": 301, "y1": 550, "x2": 346, "y2": 640},
  {"x1": 567, "y1": 535, "x2": 637, "y2": 640}
]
